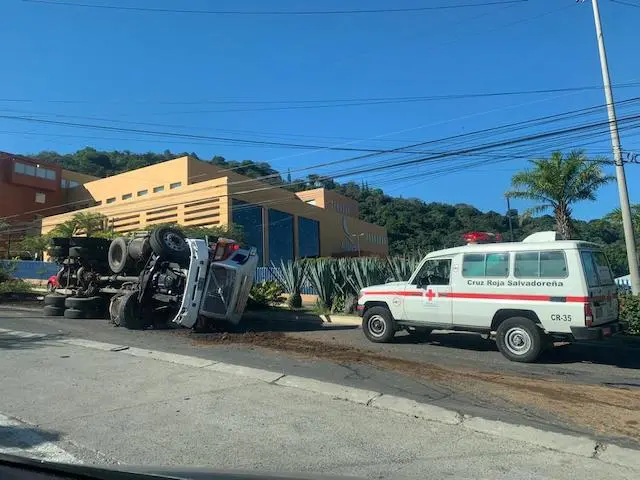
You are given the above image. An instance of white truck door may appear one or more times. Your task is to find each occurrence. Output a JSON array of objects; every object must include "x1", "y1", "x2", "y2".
[{"x1": 403, "y1": 258, "x2": 452, "y2": 326}]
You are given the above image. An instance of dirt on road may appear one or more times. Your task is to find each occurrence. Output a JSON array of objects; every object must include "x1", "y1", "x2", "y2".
[{"x1": 189, "y1": 331, "x2": 640, "y2": 442}]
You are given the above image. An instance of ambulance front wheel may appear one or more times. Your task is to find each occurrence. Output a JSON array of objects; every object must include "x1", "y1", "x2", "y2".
[
  {"x1": 496, "y1": 317, "x2": 543, "y2": 363},
  {"x1": 362, "y1": 306, "x2": 396, "y2": 343}
]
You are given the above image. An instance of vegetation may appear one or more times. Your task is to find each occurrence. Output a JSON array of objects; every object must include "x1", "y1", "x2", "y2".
[
  {"x1": 27, "y1": 147, "x2": 636, "y2": 277},
  {"x1": 49, "y1": 212, "x2": 113, "y2": 238},
  {"x1": 0, "y1": 262, "x2": 32, "y2": 295},
  {"x1": 618, "y1": 293, "x2": 640, "y2": 336},
  {"x1": 248, "y1": 281, "x2": 285, "y2": 308},
  {"x1": 506, "y1": 150, "x2": 613, "y2": 240},
  {"x1": 270, "y1": 259, "x2": 307, "y2": 308}
]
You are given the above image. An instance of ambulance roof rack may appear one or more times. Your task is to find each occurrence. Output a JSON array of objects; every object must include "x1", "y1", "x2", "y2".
[{"x1": 463, "y1": 231, "x2": 502, "y2": 245}]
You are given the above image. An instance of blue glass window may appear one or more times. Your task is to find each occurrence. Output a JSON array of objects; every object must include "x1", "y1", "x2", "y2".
[
  {"x1": 232, "y1": 199, "x2": 264, "y2": 265},
  {"x1": 298, "y1": 216, "x2": 320, "y2": 259},
  {"x1": 268, "y1": 209, "x2": 293, "y2": 265}
]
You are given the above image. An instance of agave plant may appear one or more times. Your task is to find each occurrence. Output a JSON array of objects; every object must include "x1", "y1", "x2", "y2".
[
  {"x1": 345, "y1": 257, "x2": 388, "y2": 295},
  {"x1": 270, "y1": 259, "x2": 307, "y2": 308},
  {"x1": 386, "y1": 255, "x2": 422, "y2": 282},
  {"x1": 304, "y1": 258, "x2": 336, "y2": 311}
]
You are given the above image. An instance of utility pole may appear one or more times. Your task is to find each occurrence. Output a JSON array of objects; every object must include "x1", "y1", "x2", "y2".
[
  {"x1": 590, "y1": 0, "x2": 640, "y2": 294},
  {"x1": 506, "y1": 195, "x2": 514, "y2": 242}
]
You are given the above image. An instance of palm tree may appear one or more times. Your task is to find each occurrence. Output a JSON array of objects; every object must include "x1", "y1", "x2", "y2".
[
  {"x1": 605, "y1": 204, "x2": 640, "y2": 235},
  {"x1": 506, "y1": 150, "x2": 613, "y2": 240}
]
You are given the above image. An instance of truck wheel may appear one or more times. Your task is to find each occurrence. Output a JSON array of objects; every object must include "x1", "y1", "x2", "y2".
[
  {"x1": 362, "y1": 306, "x2": 396, "y2": 343},
  {"x1": 118, "y1": 292, "x2": 144, "y2": 330},
  {"x1": 43, "y1": 305, "x2": 64, "y2": 316},
  {"x1": 65, "y1": 296, "x2": 102, "y2": 310},
  {"x1": 44, "y1": 294, "x2": 66, "y2": 308},
  {"x1": 108, "y1": 237, "x2": 129, "y2": 274},
  {"x1": 407, "y1": 327, "x2": 432, "y2": 342},
  {"x1": 150, "y1": 227, "x2": 189, "y2": 262},
  {"x1": 64, "y1": 308, "x2": 85, "y2": 319},
  {"x1": 496, "y1": 317, "x2": 543, "y2": 363},
  {"x1": 109, "y1": 294, "x2": 124, "y2": 326}
]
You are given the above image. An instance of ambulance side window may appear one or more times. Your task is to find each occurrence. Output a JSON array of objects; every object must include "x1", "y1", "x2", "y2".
[
  {"x1": 514, "y1": 250, "x2": 568, "y2": 278},
  {"x1": 413, "y1": 259, "x2": 451, "y2": 287},
  {"x1": 462, "y1": 253, "x2": 509, "y2": 277}
]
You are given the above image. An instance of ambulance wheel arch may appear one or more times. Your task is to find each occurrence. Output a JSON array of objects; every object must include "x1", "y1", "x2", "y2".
[
  {"x1": 362, "y1": 305, "x2": 397, "y2": 343},
  {"x1": 490, "y1": 309, "x2": 541, "y2": 332},
  {"x1": 494, "y1": 315, "x2": 545, "y2": 363}
]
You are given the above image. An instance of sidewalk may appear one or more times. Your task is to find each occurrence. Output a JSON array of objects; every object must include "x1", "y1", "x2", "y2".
[{"x1": 0, "y1": 329, "x2": 637, "y2": 479}]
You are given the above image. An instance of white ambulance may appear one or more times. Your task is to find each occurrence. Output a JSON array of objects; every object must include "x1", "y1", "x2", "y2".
[{"x1": 357, "y1": 231, "x2": 627, "y2": 362}]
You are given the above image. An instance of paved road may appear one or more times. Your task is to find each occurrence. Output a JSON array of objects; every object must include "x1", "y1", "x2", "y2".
[
  {"x1": 288, "y1": 325, "x2": 640, "y2": 387},
  {"x1": 1, "y1": 306, "x2": 639, "y2": 443},
  {"x1": 0, "y1": 329, "x2": 637, "y2": 479}
]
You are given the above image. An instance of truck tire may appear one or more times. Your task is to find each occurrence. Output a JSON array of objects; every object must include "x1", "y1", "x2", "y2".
[
  {"x1": 43, "y1": 305, "x2": 64, "y2": 317},
  {"x1": 118, "y1": 292, "x2": 144, "y2": 330},
  {"x1": 150, "y1": 227, "x2": 189, "y2": 262},
  {"x1": 108, "y1": 237, "x2": 129, "y2": 274},
  {"x1": 362, "y1": 306, "x2": 396, "y2": 343},
  {"x1": 496, "y1": 317, "x2": 543, "y2": 363},
  {"x1": 64, "y1": 308, "x2": 85, "y2": 319},
  {"x1": 44, "y1": 294, "x2": 66, "y2": 308},
  {"x1": 65, "y1": 296, "x2": 102, "y2": 310}
]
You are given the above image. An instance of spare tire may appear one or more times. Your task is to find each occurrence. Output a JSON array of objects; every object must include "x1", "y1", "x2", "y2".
[
  {"x1": 44, "y1": 294, "x2": 66, "y2": 308},
  {"x1": 108, "y1": 237, "x2": 129, "y2": 274},
  {"x1": 118, "y1": 292, "x2": 144, "y2": 330},
  {"x1": 43, "y1": 305, "x2": 64, "y2": 317},
  {"x1": 149, "y1": 227, "x2": 189, "y2": 263}
]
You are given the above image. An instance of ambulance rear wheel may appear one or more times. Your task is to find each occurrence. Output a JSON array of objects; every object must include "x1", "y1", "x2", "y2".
[
  {"x1": 496, "y1": 317, "x2": 543, "y2": 363},
  {"x1": 362, "y1": 306, "x2": 396, "y2": 343}
]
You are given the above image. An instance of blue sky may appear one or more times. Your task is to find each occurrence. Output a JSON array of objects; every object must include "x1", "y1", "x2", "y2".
[{"x1": 1, "y1": 0, "x2": 639, "y2": 220}]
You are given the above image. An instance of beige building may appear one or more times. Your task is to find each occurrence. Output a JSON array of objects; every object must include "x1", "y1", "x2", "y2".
[{"x1": 41, "y1": 156, "x2": 388, "y2": 265}]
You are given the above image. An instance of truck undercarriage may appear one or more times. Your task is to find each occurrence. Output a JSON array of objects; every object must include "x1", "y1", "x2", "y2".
[{"x1": 43, "y1": 227, "x2": 258, "y2": 331}]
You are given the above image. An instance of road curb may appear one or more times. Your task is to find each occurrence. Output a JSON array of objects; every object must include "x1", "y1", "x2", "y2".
[{"x1": 1, "y1": 327, "x2": 638, "y2": 470}]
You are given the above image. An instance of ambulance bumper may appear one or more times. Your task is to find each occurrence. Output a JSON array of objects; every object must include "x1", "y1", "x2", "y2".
[{"x1": 570, "y1": 321, "x2": 628, "y2": 341}]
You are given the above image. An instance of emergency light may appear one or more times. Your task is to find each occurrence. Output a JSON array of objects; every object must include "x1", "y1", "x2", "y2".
[{"x1": 463, "y1": 231, "x2": 502, "y2": 244}]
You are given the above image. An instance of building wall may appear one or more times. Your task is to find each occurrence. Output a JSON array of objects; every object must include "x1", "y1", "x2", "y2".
[
  {"x1": 42, "y1": 176, "x2": 229, "y2": 235},
  {"x1": 295, "y1": 188, "x2": 359, "y2": 218},
  {"x1": 40, "y1": 156, "x2": 388, "y2": 264}
]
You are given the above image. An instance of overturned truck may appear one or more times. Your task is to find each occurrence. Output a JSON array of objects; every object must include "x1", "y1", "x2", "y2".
[{"x1": 43, "y1": 227, "x2": 258, "y2": 330}]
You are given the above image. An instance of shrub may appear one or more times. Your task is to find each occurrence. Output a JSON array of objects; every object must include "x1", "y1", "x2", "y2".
[
  {"x1": 0, "y1": 279, "x2": 33, "y2": 294},
  {"x1": 305, "y1": 258, "x2": 337, "y2": 311},
  {"x1": 618, "y1": 293, "x2": 640, "y2": 335},
  {"x1": 249, "y1": 281, "x2": 285, "y2": 308}
]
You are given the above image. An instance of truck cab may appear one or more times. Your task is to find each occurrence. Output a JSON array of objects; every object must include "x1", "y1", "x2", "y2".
[{"x1": 357, "y1": 231, "x2": 625, "y2": 363}]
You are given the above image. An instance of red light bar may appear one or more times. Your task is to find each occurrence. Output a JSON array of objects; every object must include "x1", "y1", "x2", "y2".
[{"x1": 463, "y1": 231, "x2": 502, "y2": 244}]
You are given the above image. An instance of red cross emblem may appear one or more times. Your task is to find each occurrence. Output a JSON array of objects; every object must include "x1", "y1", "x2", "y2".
[{"x1": 424, "y1": 289, "x2": 436, "y2": 302}]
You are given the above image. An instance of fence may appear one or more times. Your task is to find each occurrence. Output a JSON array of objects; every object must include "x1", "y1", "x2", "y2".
[
  {"x1": 255, "y1": 266, "x2": 316, "y2": 294},
  {"x1": 1, "y1": 261, "x2": 318, "y2": 294},
  {"x1": 0, "y1": 261, "x2": 60, "y2": 280}
]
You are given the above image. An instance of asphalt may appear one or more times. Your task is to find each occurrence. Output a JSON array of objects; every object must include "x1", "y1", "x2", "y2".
[
  {"x1": 0, "y1": 333, "x2": 638, "y2": 479},
  {"x1": 1, "y1": 306, "x2": 639, "y2": 445}
]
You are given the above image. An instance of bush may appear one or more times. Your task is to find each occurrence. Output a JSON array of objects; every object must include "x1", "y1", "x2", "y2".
[
  {"x1": 0, "y1": 279, "x2": 34, "y2": 294},
  {"x1": 619, "y1": 293, "x2": 640, "y2": 335},
  {"x1": 249, "y1": 281, "x2": 285, "y2": 308}
]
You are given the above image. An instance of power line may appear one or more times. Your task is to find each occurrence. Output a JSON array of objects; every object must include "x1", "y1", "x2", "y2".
[
  {"x1": 610, "y1": 0, "x2": 640, "y2": 8},
  {"x1": 22, "y1": 0, "x2": 528, "y2": 16},
  {"x1": 3, "y1": 82, "x2": 639, "y2": 110}
]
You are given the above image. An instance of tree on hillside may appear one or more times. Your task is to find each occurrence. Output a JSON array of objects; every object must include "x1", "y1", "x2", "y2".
[
  {"x1": 50, "y1": 212, "x2": 111, "y2": 238},
  {"x1": 605, "y1": 204, "x2": 640, "y2": 235},
  {"x1": 506, "y1": 150, "x2": 613, "y2": 240}
]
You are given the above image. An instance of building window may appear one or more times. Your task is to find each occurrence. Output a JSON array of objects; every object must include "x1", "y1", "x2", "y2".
[
  {"x1": 61, "y1": 179, "x2": 68, "y2": 188},
  {"x1": 14, "y1": 162, "x2": 25, "y2": 174},
  {"x1": 106, "y1": 197, "x2": 116, "y2": 204},
  {"x1": 137, "y1": 189, "x2": 148, "y2": 197},
  {"x1": 170, "y1": 182, "x2": 182, "y2": 189},
  {"x1": 35, "y1": 192, "x2": 46, "y2": 204},
  {"x1": 69, "y1": 180, "x2": 79, "y2": 188},
  {"x1": 35, "y1": 167, "x2": 46, "y2": 179},
  {"x1": 122, "y1": 193, "x2": 132, "y2": 200},
  {"x1": 232, "y1": 199, "x2": 264, "y2": 266},
  {"x1": 45, "y1": 169, "x2": 56, "y2": 180},
  {"x1": 268, "y1": 209, "x2": 294, "y2": 265},
  {"x1": 298, "y1": 216, "x2": 320, "y2": 259},
  {"x1": 153, "y1": 185, "x2": 164, "y2": 193},
  {"x1": 24, "y1": 164, "x2": 36, "y2": 176}
]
